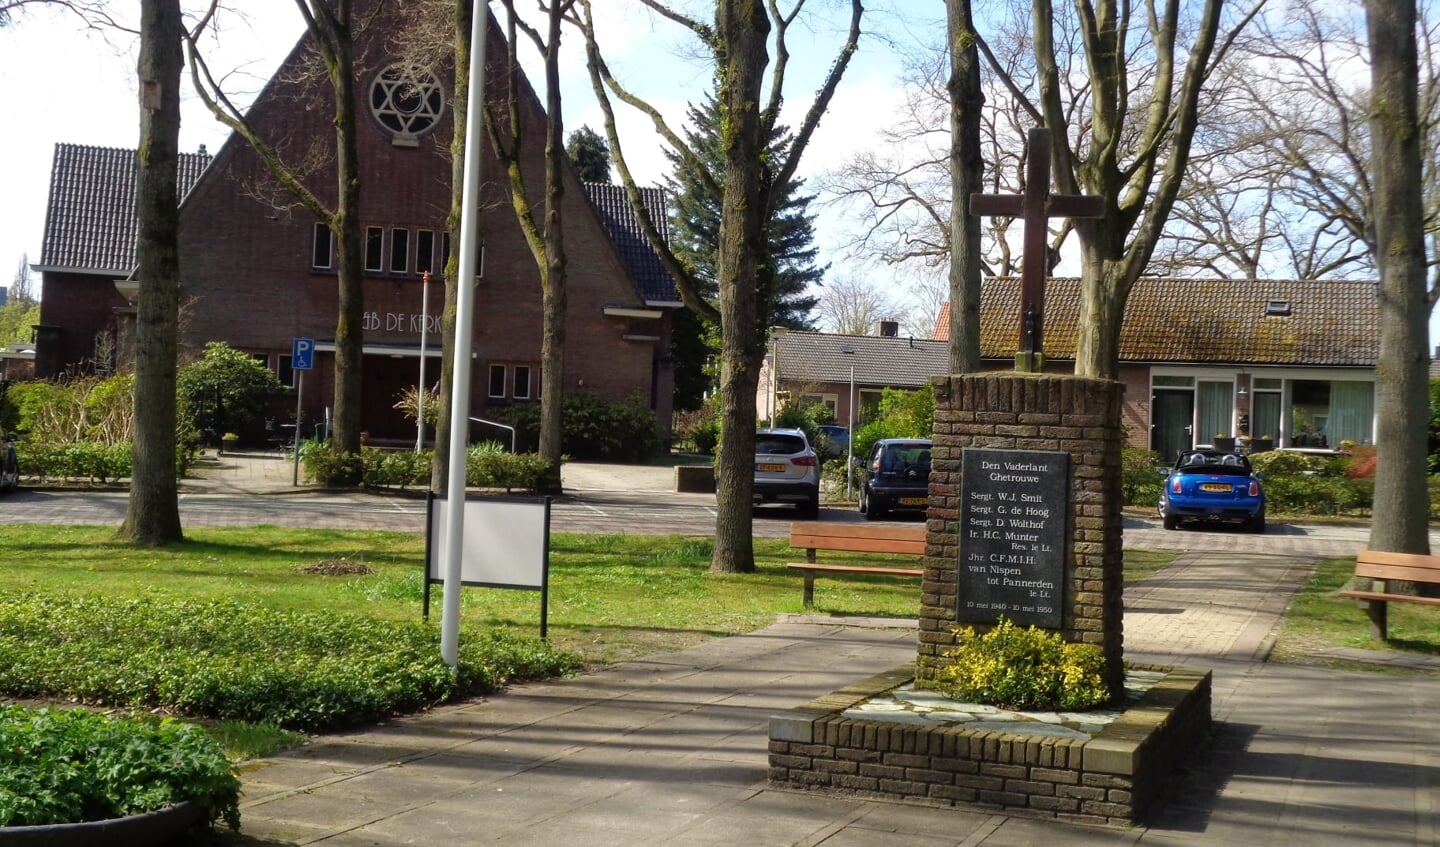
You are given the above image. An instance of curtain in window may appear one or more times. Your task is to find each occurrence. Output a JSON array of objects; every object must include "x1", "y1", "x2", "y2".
[
  {"x1": 1252, "y1": 392, "x2": 1281, "y2": 441},
  {"x1": 1197, "y1": 381, "x2": 1233, "y2": 443},
  {"x1": 1328, "y1": 381, "x2": 1375, "y2": 446}
]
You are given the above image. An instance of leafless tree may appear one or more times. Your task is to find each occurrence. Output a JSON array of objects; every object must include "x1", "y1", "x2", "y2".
[
  {"x1": 576, "y1": 0, "x2": 863, "y2": 573},
  {"x1": 973, "y1": 0, "x2": 1265, "y2": 378},
  {"x1": 947, "y1": 0, "x2": 984, "y2": 372},
  {"x1": 484, "y1": 0, "x2": 574, "y2": 485},
  {"x1": 1366, "y1": 0, "x2": 1431, "y2": 559},
  {"x1": 118, "y1": 0, "x2": 184, "y2": 545},
  {"x1": 815, "y1": 274, "x2": 900, "y2": 336},
  {"x1": 186, "y1": 0, "x2": 368, "y2": 471}
]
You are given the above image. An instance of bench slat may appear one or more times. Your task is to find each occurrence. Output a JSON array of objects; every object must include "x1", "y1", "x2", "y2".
[
  {"x1": 1338, "y1": 590, "x2": 1440, "y2": 606},
  {"x1": 788, "y1": 535, "x2": 927, "y2": 555},
  {"x1": 1353, "y1": 561, "x2": 1440, "y2": 583},
  {"x1": 786, "y1": 563, "x2": 924, "y2": 577},
  {"x1": 1356, "y1": 550, "x2": 1440, "y2": 574}
]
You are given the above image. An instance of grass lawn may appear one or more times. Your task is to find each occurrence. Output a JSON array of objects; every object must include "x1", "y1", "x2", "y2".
[
  {"x1": 0, "y1": 524, "x2": 1176, "y2": 664},
  {"x1": 1271, "y1": 555, "x2": 1440, "y2": 670}
]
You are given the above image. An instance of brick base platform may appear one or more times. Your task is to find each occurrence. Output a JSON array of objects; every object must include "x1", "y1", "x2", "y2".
[{"x1": 768, "y1": 664, "x2": 1211, "y2": 825}]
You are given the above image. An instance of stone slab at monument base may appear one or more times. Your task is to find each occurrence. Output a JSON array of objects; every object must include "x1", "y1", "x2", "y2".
[{"x1": 768, "y1": 664, "x2": 1211, "y2": 825}]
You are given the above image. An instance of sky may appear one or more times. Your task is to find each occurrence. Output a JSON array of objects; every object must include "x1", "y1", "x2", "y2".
[
  {"x1": 1, "y1": 2, "x2": 1436, "y2": 351},
  {"x1": 0, "y1": 1, "x2": 925, "y2": 304}
]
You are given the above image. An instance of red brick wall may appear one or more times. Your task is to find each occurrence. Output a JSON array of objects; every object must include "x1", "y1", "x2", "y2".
[
  {"x1": 35, "y1": 274, "x2": 128, "y2": 377},
  {"x1": 165, "y1": 12, "x2": 668, "y2": 436}
]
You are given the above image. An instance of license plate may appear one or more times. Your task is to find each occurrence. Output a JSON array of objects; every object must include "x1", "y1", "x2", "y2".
[
  {"x1": 757, "y1": 463, "x2": 785, "y2": 472},
  {"x1": 1199, "y1": 483, "x2": 1232, "y2": 492},
  {"x1": 900, "y1": 497, "x2": 927, "y2": 506}
]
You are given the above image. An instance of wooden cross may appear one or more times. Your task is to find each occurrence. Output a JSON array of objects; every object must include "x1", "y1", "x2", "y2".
[{"x1": 970, "y1": 127, "x2": 1105, "y2": 372}]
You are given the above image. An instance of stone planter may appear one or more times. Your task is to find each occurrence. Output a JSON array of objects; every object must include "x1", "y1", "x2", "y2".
[
  {"x1": 0, "y1": 801, "x2": 204, "y2": 847},
  {"x1": 770, "y1": 664, "x2": 1212, "y2": 824}
]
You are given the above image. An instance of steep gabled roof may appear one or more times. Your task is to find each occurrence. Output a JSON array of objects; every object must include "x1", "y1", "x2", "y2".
[
  {"x1": 36, "y1": 143, "x2": 212, "y2": 276},
  {"x1": 583, "y1": 183, "x2": 678, "y2": 304},
  {"x1": 933, "y1": 277, "x2": 1376, "y2": 367}
]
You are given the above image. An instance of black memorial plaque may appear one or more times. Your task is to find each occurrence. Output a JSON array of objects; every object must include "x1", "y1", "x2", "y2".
[{"x1": 957, "y1": 448, "x2": 1068, "y2": 629}]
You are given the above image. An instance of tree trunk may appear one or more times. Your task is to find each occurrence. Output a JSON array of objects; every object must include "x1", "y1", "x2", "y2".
[
  {"x1": 328, "y1": 4, "x2": 364, "y2": 464},
  {"x1": 537, "y1": 0, "x2": 567, "y2": 491},
  {"x1": 710, "y1": 0, "x2": 771, "y2": 574},
  {"x1": 119, "y1": 0, "x2": 184, "y2": 546},
  {"x1": 432, "y1": 0, "x2": 473, "y2": 495},
  {"x1": 947, "y1": 0, "x2": 984, "y2": 374},
  {"x1": 1366, "y1": 0, "x2": 1431, "y2": 558},
  {"x1": 1072, "y1": 253, "x2": 1129, "y2": 381}
]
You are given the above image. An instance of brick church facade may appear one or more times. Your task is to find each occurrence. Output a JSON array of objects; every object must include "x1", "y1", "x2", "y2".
[{"x1": 33, "y1": 7, "x2": 679, "y2": 442}]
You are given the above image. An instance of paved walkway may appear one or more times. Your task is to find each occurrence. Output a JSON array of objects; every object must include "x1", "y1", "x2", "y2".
[{"x1": 206, "y1": 487, "x2": 1438, "y2": 844}]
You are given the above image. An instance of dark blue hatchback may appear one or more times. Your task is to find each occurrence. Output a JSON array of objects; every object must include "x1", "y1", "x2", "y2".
[{"x1": 1157, "y1": 450, "x2": 1265, "y2": 533}]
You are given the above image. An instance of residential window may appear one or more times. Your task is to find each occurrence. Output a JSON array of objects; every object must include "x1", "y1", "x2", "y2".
[
  {"x1": 364, "y1": 226, "x2": 384, "y2": 272},
  {"x1": 312, "y1": 223, "x2": 333, "y2": 269},
  {"x1": 801, "y1": 393, "x2": 838, "y2": 415},
  {"x1": 440, "y1": 232, "x2": 452, "y2": 275},
  {"x1": 416, "y1": 230, "x2": 435, "y2": 274},
  {"x1": 514, "y1": 365, "x2": 531, "y2": 399},
  {"x1": 488, "y1": 364, "x2": 507, "y2": 399},
  {"x1": 390, "y1": 228, "x2": 410, "y2": 274},
  {"x1": 277, "y1": 355, "x2": 294, "y2": 388}
]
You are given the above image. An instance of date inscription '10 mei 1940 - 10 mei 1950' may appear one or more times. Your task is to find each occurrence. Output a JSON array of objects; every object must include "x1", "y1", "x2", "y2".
[{"x1": 957, "y1": 448, "x2": 1068, "y2": 629}]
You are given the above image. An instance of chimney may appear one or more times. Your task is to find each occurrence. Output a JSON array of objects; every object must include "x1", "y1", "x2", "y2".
[{"x1": 877, "y1": 319, "x2": 899, "y2": 338}]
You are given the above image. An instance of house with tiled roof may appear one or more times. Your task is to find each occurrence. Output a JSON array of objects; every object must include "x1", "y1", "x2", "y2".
[
  {"x1": 765, "y1": 277, "x2": 1379, "y2": 460},
  {"x1": 33, "y1": 4, "x2": 679, "y2": 442}
]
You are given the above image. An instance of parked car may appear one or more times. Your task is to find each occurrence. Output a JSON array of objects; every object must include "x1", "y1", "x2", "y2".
[
  {"x1": 858, "y1": 438, "x2": 932, "y2": 521},
  {"x1": 0, "y1": 434, "x2": 16, "y2": 494},
  {"x1": 753, "y1": 428, "x2": 821, "y2": 518},
  {"x1": 1157, "y1": 450, "x2": 1265, "y2": 533},
  {"x1": 817, "y1": 424, "x2": 849, "y2": 451}
]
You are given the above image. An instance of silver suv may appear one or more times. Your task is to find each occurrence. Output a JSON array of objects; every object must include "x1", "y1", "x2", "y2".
[{"x1": 753, "y1": 428, "x2": 821, "y2": 519}]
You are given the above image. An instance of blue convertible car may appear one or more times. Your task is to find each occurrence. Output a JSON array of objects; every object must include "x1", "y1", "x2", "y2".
[{"x1": 1157, "y1": 450, "x2": 1265, "y2": 533}]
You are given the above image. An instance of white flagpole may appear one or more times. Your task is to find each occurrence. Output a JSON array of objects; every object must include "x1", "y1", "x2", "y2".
[{"x1": 441, "y1": 2, "x2": 487, "y2": 667}]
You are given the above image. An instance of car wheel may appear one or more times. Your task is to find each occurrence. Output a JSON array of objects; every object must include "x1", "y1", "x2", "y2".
[
  {"x1": 1247, "y1": 509, "x2": 1266, "y2": 534},
  {"x1": 797, "y1": 495, "x2": 820, "y2": 520},
  {"x1": 1159, "y1": 501, "x2": 1178, "y2": 530},
  {"x1": 866, "y1": 495, "x2": 888, "y2": 521}
]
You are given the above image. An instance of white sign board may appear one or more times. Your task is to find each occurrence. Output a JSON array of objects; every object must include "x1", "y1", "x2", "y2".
[{"x1": 426, "y1": 496, "x2": 548, "y2": 589}]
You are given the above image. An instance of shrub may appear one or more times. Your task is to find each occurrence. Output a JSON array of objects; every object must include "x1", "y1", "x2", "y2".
[
  {"x1": 177, "y1": 341, "x2": 283, "y2": 442},
  {"x1": 1120, "y1": 447, "x2": 1164, "y2": 506},
  {"x1": 851, "y1": 387, "x2": 935, "y2": 461},
  {"x1": 0, "y1": 704, "x2": 241, "y2": 830},
  {"x1": 361, "y1": 447, "x2": 430, "y2": 489},
  {"x1": 1261, "y1": 475, "x2": 1359, "y2": 516},
  {"x1": 1249, "y1": 450, "x2": 1332, "y2": 477},
  {"x1": 931, "y1": 618, "x2": 1109, "y2": 711},
  {"x1": 504, "y1": 390, "x2": 660, "y2": 461},
  {"x1": 300, "y1": 444, "x2": 366, "y2": 487},
  {"x1": 466, "y1": 450, "x2": 554, "y2": 491},
  {"x1": 5, "y1": 375, "x2": 134, "y2": 444}
]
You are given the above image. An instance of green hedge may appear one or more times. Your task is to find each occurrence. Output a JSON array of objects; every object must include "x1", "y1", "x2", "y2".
[
  {"x1": 0, "y1": 595, "x2": 580, "y2": 733},
  {"x1": 301, "y1": 444, "x2": 556, "y2": 492},
  {"x1": 15, "y1": 441, "x2": 134, "y2": 484}
]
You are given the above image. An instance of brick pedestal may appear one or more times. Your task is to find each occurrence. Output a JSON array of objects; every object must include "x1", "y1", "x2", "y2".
[{"x1": 919, "y1": 374, "x2": 1126, "y2": 695}]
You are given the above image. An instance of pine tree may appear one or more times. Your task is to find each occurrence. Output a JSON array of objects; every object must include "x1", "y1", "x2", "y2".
[
  {"x1": 664, "y1": 94, "x2": 824, "y2": 411},
  {"x1": 566, "y1": 125, "x2": 611, "y2": 183}
]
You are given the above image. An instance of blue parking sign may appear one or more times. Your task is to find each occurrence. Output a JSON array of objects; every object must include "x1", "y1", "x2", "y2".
[{"x1": 292, "y1": 337, "x2": 315, "y2": 370}]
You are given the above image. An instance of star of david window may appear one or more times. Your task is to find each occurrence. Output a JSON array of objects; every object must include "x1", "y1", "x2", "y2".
[{"x1": 370, "y1": 63, "x2": 445, "y2": 147}]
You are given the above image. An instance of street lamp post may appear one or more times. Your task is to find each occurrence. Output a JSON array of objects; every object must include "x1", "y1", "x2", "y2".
[
  {"x1": 846, "y1": 363, "x2": 855, "y2": 499},
  {"x1": 415, "y1": 270, "x2": 430, "y2": 453}
]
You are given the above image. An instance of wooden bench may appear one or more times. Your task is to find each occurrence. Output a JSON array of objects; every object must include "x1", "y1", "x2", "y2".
[
  {"x1": 787, "y1": 521, "x2": 926, "y2": 608},
  {"x1": 1337, "y1": 550, "x2": 1440, "y2": 640}
]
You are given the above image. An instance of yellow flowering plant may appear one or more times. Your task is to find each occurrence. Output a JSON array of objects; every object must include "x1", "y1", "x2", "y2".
[{"x1": 932, "y1": 617, "x2": 1109, "y2": 711}]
